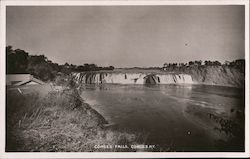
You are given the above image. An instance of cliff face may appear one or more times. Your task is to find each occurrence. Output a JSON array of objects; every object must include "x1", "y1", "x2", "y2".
[
  {"x1": 185, "y1": 66, "x2": 244, "y2": 88},
  {"x1": 73, "y1": 66, "x2": 244, "y2": 88}
]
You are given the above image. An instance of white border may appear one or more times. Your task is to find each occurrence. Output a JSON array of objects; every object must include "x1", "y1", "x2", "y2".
[
  {"x1": 0, "y1": 0, "x2": 249, "y2": 6},
  {"x1": 0, "y1": 0, "x2": 249, "y2": 158}
]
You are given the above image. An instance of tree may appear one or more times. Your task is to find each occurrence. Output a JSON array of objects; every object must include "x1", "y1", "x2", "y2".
[
  {"x1": 6, "y1": 47, "x2": 29, "y2": 73},
  {"x1": 6, "y1": 46, "x2": 13, "y2": 55},
  {"x1": 108, "y1": 66, "x2": 114, "y2": 70},
  {"x1": 235, "y1": 59, "x2": 245, "y2": 66},
  {"x1": 213, "y1": 61, "x2": 221, "y2": 66},
  {"x1": 6, "y1": 46, "x2": 117, "y2": 81},
  {"x1": 205, "y1": 60, "x2": 212, "y2": 66},
  {"x1": 194, "y1": 60, "x2": 202, "y2": 66},
  {"x1": 188, "y1": 61, "x2": 194, "y2": 66}
]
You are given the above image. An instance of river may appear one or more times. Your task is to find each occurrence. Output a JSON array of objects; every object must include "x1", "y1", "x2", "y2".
[{"x1": 81, "y1": 84, "x2": 244, "y2": 152}]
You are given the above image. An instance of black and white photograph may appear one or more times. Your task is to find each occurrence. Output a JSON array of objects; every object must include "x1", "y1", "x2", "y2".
[{"x1": 0, "y1": 0, "x2": 249, "y2": 158}]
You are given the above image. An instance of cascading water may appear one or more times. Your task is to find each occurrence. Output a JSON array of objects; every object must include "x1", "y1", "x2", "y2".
[
  {"x1": 73, "y1": 72, "x2": 193, "y2": 84},
  {"x1": 158, "y1": 74, "x2": 193, "y2": 84}
]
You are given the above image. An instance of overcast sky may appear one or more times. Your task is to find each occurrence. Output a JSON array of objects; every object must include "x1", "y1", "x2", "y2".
[{"x1": 6, "y1": 5, "x2": 245, "y2": 67}]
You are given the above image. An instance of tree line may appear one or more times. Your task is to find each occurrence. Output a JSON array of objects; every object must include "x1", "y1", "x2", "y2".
[
  {"x1": 6, "y1": 46, "x2": 115, "y2": 81},
  {"x1": 163, "y1": 59, "x2": 245, "y2": 72}
]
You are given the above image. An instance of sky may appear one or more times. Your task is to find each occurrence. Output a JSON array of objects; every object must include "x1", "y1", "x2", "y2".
[{"x1": 6, "y1": 5, "x2": 245, "y2": 67}]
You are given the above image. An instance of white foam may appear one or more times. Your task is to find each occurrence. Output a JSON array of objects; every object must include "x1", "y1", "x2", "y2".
[{"x1": 75, "y1": 72, "x2": 193, "y2": 84}]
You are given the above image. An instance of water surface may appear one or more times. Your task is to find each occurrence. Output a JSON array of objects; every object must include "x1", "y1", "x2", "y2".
[{"x1": 81, "y1": 84, "x2": 244, "y2": 151}]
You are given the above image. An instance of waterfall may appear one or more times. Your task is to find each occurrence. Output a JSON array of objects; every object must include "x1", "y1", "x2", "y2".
[
  {"x1": 74, "y1": 72, "x2": 193, "y2": 84},
  {"x1": 158, "y1": 74, "x2": 193, "y2": 84}
]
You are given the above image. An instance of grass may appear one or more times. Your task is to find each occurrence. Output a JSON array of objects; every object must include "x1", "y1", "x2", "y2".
[{"x1": 6, "y1": 85, "x2": 148, "y2": 152}]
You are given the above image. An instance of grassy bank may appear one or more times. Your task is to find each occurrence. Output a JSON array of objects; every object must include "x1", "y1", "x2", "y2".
[{"x1": 6, "y1": 86, "x2": 148, "y2": 152}]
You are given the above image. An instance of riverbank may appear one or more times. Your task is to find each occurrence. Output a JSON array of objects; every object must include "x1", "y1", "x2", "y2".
[{"x1": 6, "y1": 85, "x2": 148, "y2": 152}]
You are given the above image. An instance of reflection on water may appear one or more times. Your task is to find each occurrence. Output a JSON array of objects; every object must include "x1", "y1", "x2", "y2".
[{"x1": 81, "y1": 84, "x2": 244, "y2": 151}]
